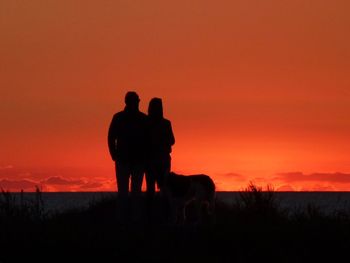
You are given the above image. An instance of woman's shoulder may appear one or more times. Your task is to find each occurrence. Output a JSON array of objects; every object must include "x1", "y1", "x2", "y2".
[
  {"x1": 148, "y1": 117, "x2": 172, "y2": 127},
  {"x1": 162, "y1": 118, "x2": 172, "y2": 126}
]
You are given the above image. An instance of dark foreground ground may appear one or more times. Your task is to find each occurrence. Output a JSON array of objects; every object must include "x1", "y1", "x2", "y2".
[{"x1": 1, "y1": 186, "x2": 350, "y2": 263}]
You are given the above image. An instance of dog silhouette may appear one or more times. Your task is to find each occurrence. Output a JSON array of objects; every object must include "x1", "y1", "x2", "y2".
[{"x1": 162, "y1": 172, "x2": 216, "y2": 224}]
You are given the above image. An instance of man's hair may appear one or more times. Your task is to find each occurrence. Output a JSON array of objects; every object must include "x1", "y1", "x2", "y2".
[{"x1": 125, "y1": 91, "x2": 140, "y2": 106}]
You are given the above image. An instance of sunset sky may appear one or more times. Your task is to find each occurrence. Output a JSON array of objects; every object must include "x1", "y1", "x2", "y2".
[{"x1": 1, "y1": 0, "x2": 350, "y2": 191}]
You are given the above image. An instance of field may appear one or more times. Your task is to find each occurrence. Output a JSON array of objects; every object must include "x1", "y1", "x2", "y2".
[{"x1": 1, "y1": 184, "x2": 350, "y2": 262}]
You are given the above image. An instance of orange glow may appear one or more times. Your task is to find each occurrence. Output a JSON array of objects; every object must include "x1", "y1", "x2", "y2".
[{"x1": 1, "y1": 1, "x2": 350, "y2": 191}]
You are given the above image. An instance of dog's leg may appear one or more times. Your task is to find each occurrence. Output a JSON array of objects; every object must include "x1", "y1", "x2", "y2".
[
  {"x1": 193, "y1": 201, "x2": 203, "y2": 225},
  {"x1": 178, "y1": 204, "x2": 186, "y2": 225},
  {"x1": 168, "y1": 200, "x2": 182, "y2": 225}
]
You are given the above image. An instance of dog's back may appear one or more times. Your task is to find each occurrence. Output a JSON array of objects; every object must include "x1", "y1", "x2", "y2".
[
  {"x1": 164, "y1": 172, "x2": 216, "y2": 224},
  {"x1": 187, "y1": 174, "x2": 216, "y2": 203}
]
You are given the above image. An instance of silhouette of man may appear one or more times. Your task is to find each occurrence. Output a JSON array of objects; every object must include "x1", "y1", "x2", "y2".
[{"x1": 108, "y1": 91, "x2": 148, "y2": 220}]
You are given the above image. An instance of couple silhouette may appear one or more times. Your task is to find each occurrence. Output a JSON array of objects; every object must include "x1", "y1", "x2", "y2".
[{"x1": 108, "y1": 91, "x2": 175, "y2": 221}]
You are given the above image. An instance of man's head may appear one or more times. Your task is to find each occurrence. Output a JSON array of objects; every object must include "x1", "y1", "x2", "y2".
[{"x1": 124, "y1": 91, "x2": 140, "y2": 110}]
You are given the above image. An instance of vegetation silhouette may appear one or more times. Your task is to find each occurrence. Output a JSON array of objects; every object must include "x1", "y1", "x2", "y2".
[{"x1": 1, "y1": 184, "x2": 350, "y2": 262}]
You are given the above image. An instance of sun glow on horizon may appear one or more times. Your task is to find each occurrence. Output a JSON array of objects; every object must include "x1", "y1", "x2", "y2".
[{"x1": 1, "y1": 0, "x2": 350, "y2": 191}]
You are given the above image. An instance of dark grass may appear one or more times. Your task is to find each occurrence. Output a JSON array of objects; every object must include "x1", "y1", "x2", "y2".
[{"x1": 1, "y1": 185, "x2": 350, "y2": 262}]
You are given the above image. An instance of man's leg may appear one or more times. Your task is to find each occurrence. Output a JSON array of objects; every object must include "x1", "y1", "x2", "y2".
[
  {"x1": 130, "y1": 163, "x2": 145, "y2": 222},
  {"x1": 130, "y1": 163, "x2": 144, "y2": 194},
  {"x1": 115, "y1": 160, "x2": 130, "y2": 195},
  {"x1": 115, "y1": 161, "x2": 130, "y2": 222}
]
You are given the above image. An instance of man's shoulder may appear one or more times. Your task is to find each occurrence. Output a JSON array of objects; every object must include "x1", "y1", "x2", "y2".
[
  {"x1": 112, "y1": 111, "x2": 125, "y2": 119},
  {"x1": 138, "y1": 111, "x2": 147, "y2": 117},
  {"x1": 138, "y1": 111, "x2": 148, "y2": 120},
  {"x1": 114, "y1": 110, "x2": 147, "y2": 121}
]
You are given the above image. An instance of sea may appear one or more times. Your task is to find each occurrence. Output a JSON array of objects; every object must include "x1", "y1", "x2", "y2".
[{"x1": 5, "y1": 192, "x2": 350, "y2": 215}]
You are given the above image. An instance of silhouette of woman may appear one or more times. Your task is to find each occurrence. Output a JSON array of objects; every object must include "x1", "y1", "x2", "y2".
[{"x1": 146, "y1": 98, "x2": 175, "y2": 200}]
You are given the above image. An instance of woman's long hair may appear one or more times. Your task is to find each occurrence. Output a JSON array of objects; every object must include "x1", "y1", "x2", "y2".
[{"x1": 148, "y1": 98, "x2": 163, "y2": 120}]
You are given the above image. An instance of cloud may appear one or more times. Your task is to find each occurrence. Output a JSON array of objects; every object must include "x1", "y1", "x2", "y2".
[
  {"x1": 0, "y1": 166, "x2": 113, "y2": 191},
  {"x1": 276, "y1": 172, "x2": 350, "y2": 183},
  {"x1": 300, "y1": 185, "x2": 336, "y2": 191},
  {"x1": 0, "y1": 179, "x2": 38, "y2": 190},
  {"x1": 79, "y1": 182, "x2": 103, "y2": 189},
  {"x1": 41, "y1": 176, "x2": 84, "y2": 185},
  {"x1": 0, "y1": 174, "x2": 112, "y2": 192},
  {"x1": 221, "y1": 172, "x2": 246, "y2": 182},
  {"x1": 0, "y1": 165, "x2": 14, "y2": 170},
  {"x1": 212, "y1": 172, "x2": 248, "y2": 191},
  {"x1": 276, "y1": 185, "x2": 295, "y2": 191},
  {"x1": 0, "y1": 167, "x2": 56, "y2": 180},
  {"x1": 224, "y1": 172, "x2": 244, "y2": 178}
]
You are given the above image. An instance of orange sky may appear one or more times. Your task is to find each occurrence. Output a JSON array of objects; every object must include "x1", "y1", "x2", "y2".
[{"x1": 1, "y1": 0, "x2": 350, "y2": 191}]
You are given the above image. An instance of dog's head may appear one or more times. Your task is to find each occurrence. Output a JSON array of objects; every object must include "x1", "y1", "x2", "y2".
[
  {"x1": 163, "y1": 172, "x2": 190, "y2": 197},
  {"x1": 169, "y1": 171, "x2": 179, "y2": 177}
]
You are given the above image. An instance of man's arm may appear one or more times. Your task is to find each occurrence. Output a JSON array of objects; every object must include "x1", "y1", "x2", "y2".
[
  {"x1": 108, "y1": 115, "x2": 118, "y2": 161},
  {"x1": 168, "y1": 121, "x2": 175, "y2": 146}
]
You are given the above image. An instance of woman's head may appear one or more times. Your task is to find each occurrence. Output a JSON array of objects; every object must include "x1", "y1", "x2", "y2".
[{"x1": 148, "y1": 97, "x2": 163, "y2": 120}]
